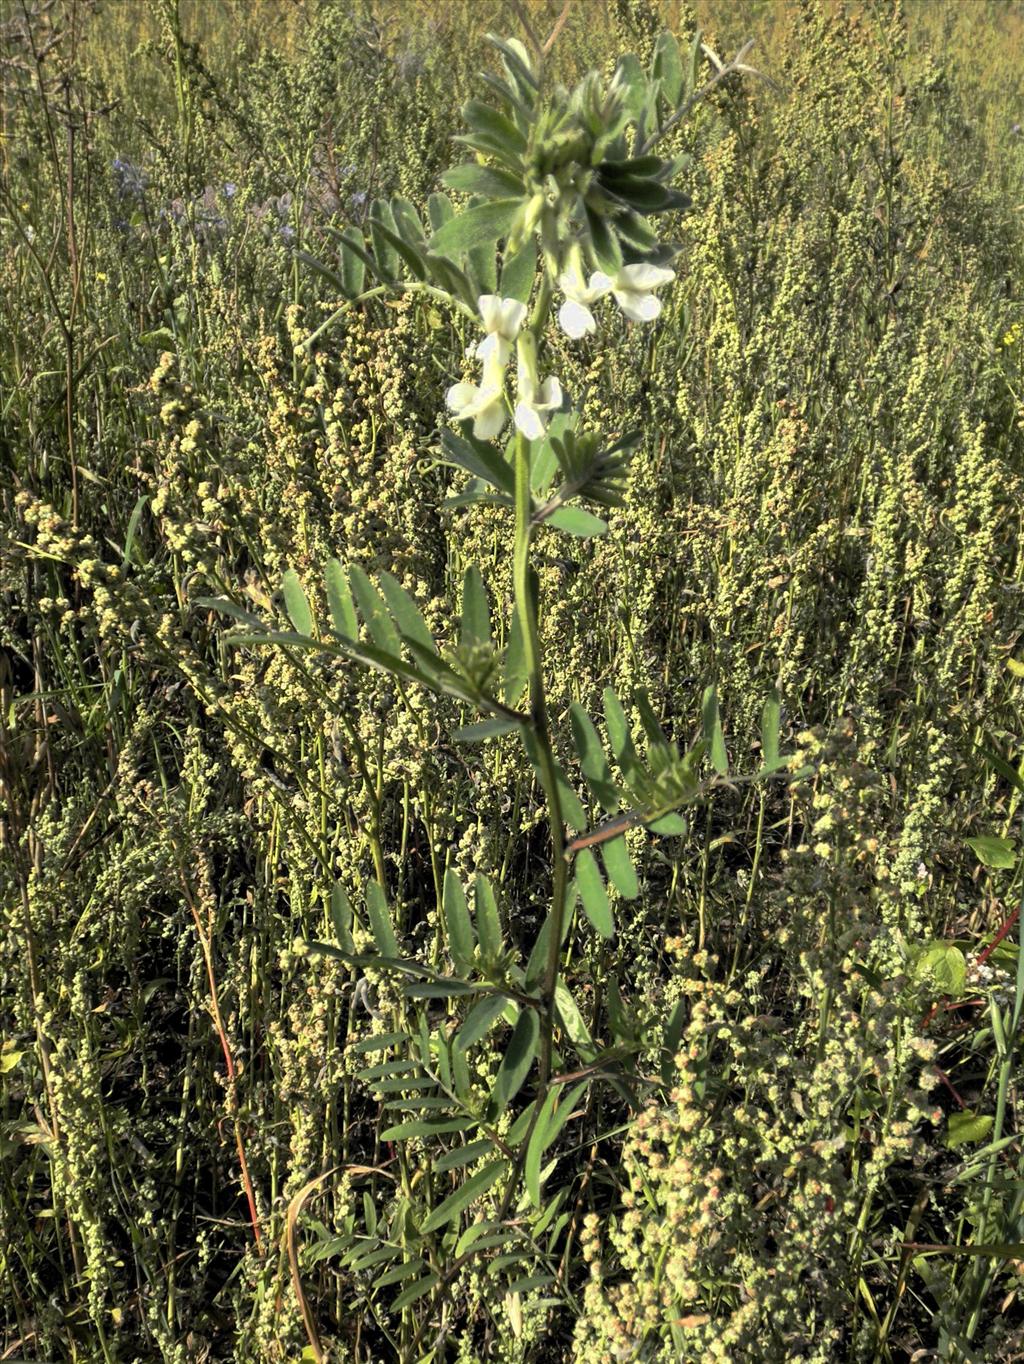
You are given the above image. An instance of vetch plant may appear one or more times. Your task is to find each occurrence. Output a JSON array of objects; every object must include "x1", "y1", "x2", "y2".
[{"x1": 205, "y1": 21, "x2": 768, "y2": 1357}]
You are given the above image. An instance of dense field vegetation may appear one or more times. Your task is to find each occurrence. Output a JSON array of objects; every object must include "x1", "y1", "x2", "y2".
[{"x1": 3, "y1": 1, "x2": 1024, "y2": 1360}]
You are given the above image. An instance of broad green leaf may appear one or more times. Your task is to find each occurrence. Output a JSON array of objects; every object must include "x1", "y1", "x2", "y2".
[
  {"x1": 330, "y1": 883, "x2": 354, "y2": 953},
  {"x1": 435, "y1": 1138, "x2": 493, "y2": 1172},
  {"x1": 358, "y1": 1059, "x2": 418, "y2": 1081},
  {"x1": 380, "y1": 1117, "x2": 470, "y2": 1140},
  {"x1": 585, "y1": 205, "x2": 622, "y2": 274},
  {"x1": 479, "y1": 68, "x2": 531, "y2": 123},
  {"x1": 500, "y1": 237, "x2": 537, "y2": 304},
  {"x1": 372, "y1": 1075, "x2": 438, "y2": 1094},
  {"x1": 474, "y1": 875, "x2": 503, "y2": 958},
  {"x1": 491, "y1": 36, "x2": 538, "y2": 93},
  {"x1": 350, "y1": 1031, "x2": 409, "y2": 1054},
  {"x1": 460, "y1": 565, "x2": 491, "y2": 648},
  {"x1": 245, "y1": 626, "x2": 431, "y2": 692},
  {"x1": 575, "y1": 848, "x2": 614, "y2": 938},
  {"x1": 646, "y1": 812, "x2": 687, "y2": 836},
  {"x1": 456, "y1": 1218, "x2": 506, "y2": 1257},
  {"x1": 600, "y1": 835, "x2": 639, "y2": 900},
  {"x1": 442, "y1": 162, "x2": 524, "y2": 197},
  {"x1": 404, "y1": 980, "x2": 477, "y2": 999},
  {"x1": 531, "y1": 1185, "x2": 569, "y2": 1239},
  {"x1": 553, "y1": 981, "x2": 593, "y2": 1052},
  {"x1": 281, "y1": 569, "x2": 313, "y2": 635},
  {"x1": 325, "y1": 558, "x2": 357, "y2": 637},
  {"x1": 635, "y1": 688, "x2": 669, "y2": 749},
  {"x1": 377, "y1": 571, "x2": 436, "y2": 653},
  {"x1": 390, "y1": 195, "x2": 426, "y2": 242},
  {"x1": 492, "y1": 1008, "x2": 539, "y2": 1114},
  {"x1": 652, "y1": 30, "x2": 685, "y2": 104},
  {"x1": 546, "y1": 506, "x2": 608, "y2": 537},
  {"x1": 503, "y1": 608, "x2": 528, "y2": 707},
  {"x1": 530, "y1": 411, "x2": 570, "y2": 495},
  {"x1": 443, "y1": 870, "x2": 475, "y2": 974},
  {"x1": 569, "y1": 703, "x2": 620, "y2": 813},
  {"x1": 349, "y1": 565, "x2": 402, "y2": 654},
  {"x1": 439, "y1": 429, "x2": 516, "y2": 495},
  {"x1": 602, "y1": 155, "x2": 663, "y2": 179},
  {"x1": 946, "y1": 1110, "x2": 995, "y2": 1149},
  {"x1": 374, "y1": 1257, "x2": 425, "y2": 1288},
  {"x1": 526, "y1": 1089, "x2": 559, "y2": 1207},
  {"x1": 453, "y1": 717, "x2": 520, "y2": 742},
  {"x1": 430, "y1": 199, "x2": 523, "y2": 258},
  {"x1": 544, "y1": 1079, "x2": 590, "y2": 1153},
  {"x1": 196, "y1": 596, "x2": 265, "y2": 631},
  {"x1": 420, "y1": 1159, "x2": 505, "y2": 1234},
  {"x1": 334, "y1": 224, "x2": 376, "y2": 283},
  {"x1": 443, "y1": 481, "x2": 513, "y2": 511},
  {"x1": 365, "y1": 879, "x2": 399, "y2": 958},
  {"x1": 614, "y1": 51, "x2": 646, "y2": 107},
  {"x1": 508, "y1": 1273, "x2": 555, "y2": 1296},
  {"x1": 390, "y1": 1272, "x2": 439, "y2": 1309},
  {"x1": 701, "y1": 684, "x2": 728, "y2": 775},
  {"x1": 468, "y1": 245, "x2": 498, "y2": 296},
  {"x1": 427, "y1": 192, "x2": 454, "y2": 232},
  {"x1": 345, "y1": 1243, "x2": 397, "y2": 1271},
  {"x1": 456, "y1": 994, "x2": 509, "y2": 1052},
  {"x1": 294, "y1": 249, "x2": 344, "y2": 293},
  {"x1": 368, "y1": 198, "x2": 400, "y2": 280},
  {"x1": 451, "y1": 1042, "x2": 471, "y2": 1099},
  {"x1": 603, "y1": 687, "x2": 642, "y2": 783},
  {"x1": 459, "y1": 98, "x2": 528, "y2": 155},
  {"x1": 372, "y1": 216, "x2": 426, "y2": 281},
  {"x1": 914, "y1": 941, "x2": 966, "y2": 997},
  {"x1": 426, "y1": 250, "x2": 478, "y2": 309},
  {"x1": 761, "y1": 688, "x2": 781, "y2": 768},
  {"x1": 967, "y1": 835, "x2": 1017, "y2": 870}
]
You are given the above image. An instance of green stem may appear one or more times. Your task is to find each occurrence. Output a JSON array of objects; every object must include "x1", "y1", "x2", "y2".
[{"x1": 513, "y1": 425, "x2": 567, "y2": 1088}]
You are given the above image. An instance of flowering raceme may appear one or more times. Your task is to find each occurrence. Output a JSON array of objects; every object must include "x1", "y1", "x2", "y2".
[
  {"x1": 556, "y1": 253, "x2": 676, "y2": 337},
  {"x1": 557, "y1": 256, "x2": 614, "y2": 339},
  {"x1": 607, "y1": 262, "x2": 675, "y2": 322},
  {"x1": 446, "y1": 342, "x2": 508, "y2": 439},
  {"x1": 476, "y1": 294, "x2": 527, "y2": 364},
  {"x1": 514, "y1": 333, "x2": 562, "y2": 440},
  {"x1": 447, "y1": 294, "x2": 532, "y2": 438}
]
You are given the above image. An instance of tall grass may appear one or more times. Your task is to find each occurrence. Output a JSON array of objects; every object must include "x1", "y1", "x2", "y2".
[{"x1": 2, "y1": 1, "x2": 1023, "y2": 1360}]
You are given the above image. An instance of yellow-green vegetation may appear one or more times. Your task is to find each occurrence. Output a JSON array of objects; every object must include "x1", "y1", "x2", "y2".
[{"x1": 3, "y1": 1, "x2": 1024, "y2": 1361}]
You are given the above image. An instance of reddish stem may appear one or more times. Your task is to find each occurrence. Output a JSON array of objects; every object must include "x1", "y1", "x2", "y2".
[{"x1": 975, "y1": 904, "x2": 1020, "y2": 968}]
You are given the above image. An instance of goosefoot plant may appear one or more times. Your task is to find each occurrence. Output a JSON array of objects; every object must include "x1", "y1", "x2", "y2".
[{"x1": 207, "y1": 23, "x2": 771, "y2": 1358}]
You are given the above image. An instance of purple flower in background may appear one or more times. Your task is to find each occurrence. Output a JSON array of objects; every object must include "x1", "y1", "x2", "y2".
[
  {"x1": 112, "y1": 156, "x2": 147, "y2": 200},
  {"x1": 223, "y1": 182, "x2": 238, "y2": 199}
]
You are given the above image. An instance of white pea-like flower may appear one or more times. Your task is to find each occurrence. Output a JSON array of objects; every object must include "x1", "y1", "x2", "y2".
[
  {"x1": 557, "y1": 264, "x2": 613, "y2": 339},
  {"x1": 608, "y1": 262, "x2": 675, "y2": 323},
  {"x1": 476, "y1": 294, "x2": 528, "y2": 365},
  {"x1": 513, "y1": 333, "x2": 562, "y2": 441},
  {"x1": 446, "y1": 346, "x2": 508, "y2": 440}
]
